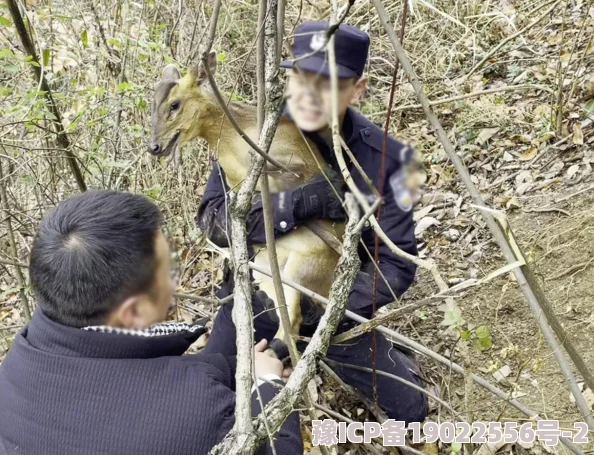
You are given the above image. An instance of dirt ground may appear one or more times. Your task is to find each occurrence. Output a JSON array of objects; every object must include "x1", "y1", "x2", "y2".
[{"x1": 403, "y1": 179, "x2": 594, "y2": 429}]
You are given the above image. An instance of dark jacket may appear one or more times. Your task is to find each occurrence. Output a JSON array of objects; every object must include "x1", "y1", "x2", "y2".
[
  {"x1": 0, "y1": 309, "x2": 302, "y2": 455},
  {"x1": 197, "y1": 108, "x2": 418, "y2": 319}
]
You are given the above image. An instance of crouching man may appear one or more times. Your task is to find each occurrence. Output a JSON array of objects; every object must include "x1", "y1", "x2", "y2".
[{"x1": 0, "y1": 190, "x2": 302, "y2": 455}]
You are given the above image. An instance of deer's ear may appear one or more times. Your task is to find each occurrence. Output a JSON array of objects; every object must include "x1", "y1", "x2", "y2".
[
  {"x1": 192, "y1": 51, "x2": 218, "y2": 86},
  {"x1": 161, "y1": 64, "x2": 180, "y2": 82}
]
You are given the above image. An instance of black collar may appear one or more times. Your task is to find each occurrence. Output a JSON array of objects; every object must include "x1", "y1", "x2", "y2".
[{"x1": 23, "y1": 309, "x2": 207, "y2": 359}]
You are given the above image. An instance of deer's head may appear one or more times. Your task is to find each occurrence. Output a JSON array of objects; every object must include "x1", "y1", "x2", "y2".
[{"x1": 148, "y1": 51, "x2": 217, "y2": 161}]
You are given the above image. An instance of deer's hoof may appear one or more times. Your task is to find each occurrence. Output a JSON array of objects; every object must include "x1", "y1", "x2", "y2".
[{"x1": 267, "y1": 338, "x2": 290, "y2": 363}]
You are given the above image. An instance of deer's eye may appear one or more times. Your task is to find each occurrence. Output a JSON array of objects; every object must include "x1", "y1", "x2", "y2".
[{"x1": 170, "y1": 101, "x2": 180, "y2": 112}]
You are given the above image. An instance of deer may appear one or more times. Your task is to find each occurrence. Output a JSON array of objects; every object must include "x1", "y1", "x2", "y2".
[{"x1": 148, "y1": 51, "x2": 345, "y2": 357}]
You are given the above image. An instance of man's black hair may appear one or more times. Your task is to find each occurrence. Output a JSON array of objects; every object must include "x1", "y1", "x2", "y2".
[{"x1": 29, "y1": 190, "x2": 164, "y2": 327}]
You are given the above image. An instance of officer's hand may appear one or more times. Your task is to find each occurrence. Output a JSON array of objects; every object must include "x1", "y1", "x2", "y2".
[
  {"x1": 294, "y1": 169, "x2": 346, "y2": 222},
  {"x1": 299, "y1": 294, "x2": 325, "y2": 336},
  {"x1": 253, "y1": 290, "x2": 279, "y2": 324},
  {"x1": 254, "y1": 339, "x2": 284, "y2": 379}
]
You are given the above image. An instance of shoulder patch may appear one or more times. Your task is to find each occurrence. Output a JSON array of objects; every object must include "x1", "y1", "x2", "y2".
[{"x1": 389, "y1": 169, "x2": 413, "y2": 213}]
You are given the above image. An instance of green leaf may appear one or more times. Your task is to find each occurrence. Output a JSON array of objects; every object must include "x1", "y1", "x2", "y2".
[
  {"x1": 0, "y1": 48, "x2": 13, "y2": 59},
  {"x1": 81, "y1": 29, "x2": 88, "y2": 48},
  {"x1": 476, "y1": 326, "x2": 490, "y2": 339},
  {"x1": 460, "y1": 330, "x2": 470, "y2": 341},
  {"x1": 216, "y1": 52, "x2": 226, "y2": 62},
  {"x1": 585, "y1": 99, "x2": 594, "y2": 115},
  {"x1": 42, "y1": 48, "x2": 50, "y2": 67},
  {"x1": 451, "y1": 442, "x2": 462, "y2": 453},
  {"x1": 144, "y1": 187, "x2": 161, "y2": 199},
  {"x1": 0, "y1": 16, "x2": 11, "y2": 27},
  {"x1": 3, "y1": 64, "x2": 18, "y2": 73},
  {"x1": 480, "y1": 337, "x2": 493, "y2": 349},
  {"x1": 117, "y1": 81, "x2": 130, "y2": 92}
]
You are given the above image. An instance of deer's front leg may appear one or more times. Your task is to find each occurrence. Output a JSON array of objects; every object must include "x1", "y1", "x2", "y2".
[{"x1": 255, "y1": 277, "x2": 302, "y2": 361}]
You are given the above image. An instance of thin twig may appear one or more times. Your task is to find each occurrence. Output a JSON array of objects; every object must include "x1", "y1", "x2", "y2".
[
  {"x1": 173, "y1": 292, "x2": 234, "y2": 305},
  {"x1": 200, "y1": 2, "x2": 254, "y2": 436},
  {"x1": 331, "y1": 292, "x2": 454, "y2": 344}
]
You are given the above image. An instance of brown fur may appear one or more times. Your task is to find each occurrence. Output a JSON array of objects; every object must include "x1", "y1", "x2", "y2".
[{"x1": 149, "y1": 55, "x2": 344, "y2": 345}]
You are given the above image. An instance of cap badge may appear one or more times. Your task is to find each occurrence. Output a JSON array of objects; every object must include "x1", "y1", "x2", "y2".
[{"x1": 310, "y1": 31, "x2": 328, "y2": 52}]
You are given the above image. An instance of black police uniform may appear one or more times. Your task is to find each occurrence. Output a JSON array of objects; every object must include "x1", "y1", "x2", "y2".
[{"x1": 196, "y1": 21, "x2": 428, "y2": 423}]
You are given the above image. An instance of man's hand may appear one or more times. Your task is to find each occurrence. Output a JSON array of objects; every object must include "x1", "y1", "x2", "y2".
[
  {"x1": 254, "y1": 339, "x2": 284, "y2": 379},
  {"x1": 293, "y1": 169, "x2": 346, "y2": 222}
]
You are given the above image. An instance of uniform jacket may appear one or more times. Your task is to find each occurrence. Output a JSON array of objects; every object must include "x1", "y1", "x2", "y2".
[
  {"x1": 197, "y1": 107, "x2": 418, "y2": 318},
  {"x1": 0, "y1": 309, "x2": 302, "y2": 455}
]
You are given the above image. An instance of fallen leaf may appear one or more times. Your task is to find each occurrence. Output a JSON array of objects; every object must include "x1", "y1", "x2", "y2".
[
  {"x1": 510, "y1": 134, "x2": 532, "y2": 144},
  {"x1": 573, "y1": 123, "x2": 584, "y2": 145},
  {"x1": 421, "y1": 442, "x2": 439, "y2": 455},
  {"x1": 566, "y1": 164, "x2": 580, "y2": 179},
  {"x1": 516, "y1": 170, "x2": 533, "y2": 184},
  {"x1": 516, "y1": 182, "x2": 533, "y2": 196},
  {"x1": 519, "y1": 145, "x2": 537, "y2": 161},
  {"x1": 535, "y1": 131, "x2": 556, "y2": 144},
  {"x1": 415, "y1": 217, "x2": 440, "y2": 236},
  {"x1": 569, "y1": 387, "x2": 594, "y2": 409},
  {"x1": 493, "y1": 365, "x2": 512, "y2": 387},
  {"x1": 413, "y1": 204, "x2": 435, "y2": 222},
  {"x1": 506, "y1": 196, "x2": 520, "y2": 209},
  {"x1": 476, "y1": 127, "x2": 499, "y2": 145},
  {"x1": 503, "y1": 151, "x2": 515, "y2": 162}
]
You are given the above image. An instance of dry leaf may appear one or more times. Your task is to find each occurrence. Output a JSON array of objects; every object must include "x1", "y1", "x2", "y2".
[
  {"x1": 534, "y1": 131, "x2": 556, "y2": 144},
  {"x1": 573, "y1": 123, "x2": 584, "y2": 145},
  {"x1": 476, "y1": 127, "x2": 499, "y2": 145},
  {"x1": 516, "y1": 182, "x2": 533, "y2": 196},
  {"x1": 413, "y1": 204, "x2": 435, "y2": 222},
  {"x1": 493, "y1": 365, "x2": 512, "y2": 387},
  {"x1": 506, "y1": 197, "x2": 520, "y2": 209},
  {"x1": 420, "y1": 442, "x2": 439, "y2": 455},
  {"x1": 519, "y1": 145, "x2": 537, "y2": 161},
  {"x1": 510, "y1": 134, "x2": 532, "y2": 144},
  {"x1": 415, "y1": 217, "x2": 440, "y2": 236},
  {"x1": 566, "y1": 164, "x2": 580, "y2": 179}
]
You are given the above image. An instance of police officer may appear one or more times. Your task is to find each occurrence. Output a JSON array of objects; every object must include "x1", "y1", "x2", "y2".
[{"x1": 198, "y1": 21, "x2": 428, "y2": 423}]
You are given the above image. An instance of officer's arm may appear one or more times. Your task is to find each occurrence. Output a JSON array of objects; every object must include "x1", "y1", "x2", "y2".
[
  {"x1": 196, "y1": 162, "x2": 298, "y2": 247},
  {"x1": 196, "y1": 161, "x2": 342, "y2": 247},
  {"x1": 252, "y1": 381, "x2": 303, "y2": 455},
  {"x1": 347, "y1": 164, "x2": 417, "y2": 319}
]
